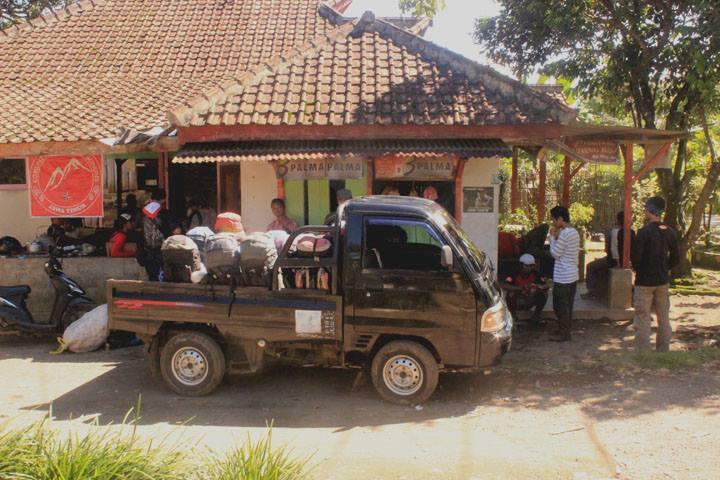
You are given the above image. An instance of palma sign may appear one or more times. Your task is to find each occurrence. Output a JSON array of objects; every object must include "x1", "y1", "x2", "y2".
[{"x1": 28, "y1": 155, "x2": 103, "y2": 217}]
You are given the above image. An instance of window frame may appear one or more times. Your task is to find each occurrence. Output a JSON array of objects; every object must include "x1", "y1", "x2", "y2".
[
  {"x1": 361, "y1": 215, "x2": 450, "y2": 273},
  {"x1": 0, "y1": 157, "x2": 27, "y2": 190}
]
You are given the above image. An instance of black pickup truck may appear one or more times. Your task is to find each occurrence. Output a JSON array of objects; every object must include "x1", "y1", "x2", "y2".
[{"x1": 108, "y1": 196, "x2": 512, "y2": 405}]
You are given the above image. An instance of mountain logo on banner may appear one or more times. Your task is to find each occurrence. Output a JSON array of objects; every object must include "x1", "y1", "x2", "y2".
[
  {"x1": 43, "y1": 158, "x2": 93, "y2": 193},
  {"x1": 28, "y1": 155, "x2": 103, "y2": 218}
]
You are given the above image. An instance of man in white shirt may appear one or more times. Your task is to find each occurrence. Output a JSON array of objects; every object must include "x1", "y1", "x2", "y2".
[{"x1": 549, "y1": 206, "x2": 581, "y2": 342}]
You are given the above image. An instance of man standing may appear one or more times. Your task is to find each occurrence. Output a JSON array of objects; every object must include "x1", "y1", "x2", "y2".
[
  {"x1": 139, "y1": 189, "x2": 172, "y2": 281},
  {"x1": 631, "y1": 196, "x2": 680, "y2": 352},
  {"x1": 549, "y1": 206, "x2": 581, "y2": 342}
]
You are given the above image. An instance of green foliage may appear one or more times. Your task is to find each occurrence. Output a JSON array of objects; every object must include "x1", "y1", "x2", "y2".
[
  {"x1": 205, "y1": 429, "x2": 311, "y2": 480},
  {"x1": 398, "y1": 0, "x2": 445, "y2": 17},
  {"x1": 0, "y1": 418, "x2": 188, "y2": 480},
  {"x1": 568, "y1": 202, "x2": 594, "y2": 229},
  {"x1": 0, "y1": 417, "x2": 310, "y2": 480},
  {"x1": 499, "y1": 208, "x2": 535, "y2": 234},
  {"x1": 474, "y1": 1, "x2": 720, "y2": 124},
  {"x1": 615, "y1": 348, "x2": 720, "y2": 370},
  {"x1": 475, "y1": 0, "x2": 720, "y2": 277}
]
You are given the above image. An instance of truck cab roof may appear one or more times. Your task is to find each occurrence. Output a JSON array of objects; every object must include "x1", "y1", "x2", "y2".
[{"x1": 343, "y1": 196, "x2": 446, "y2": 219}]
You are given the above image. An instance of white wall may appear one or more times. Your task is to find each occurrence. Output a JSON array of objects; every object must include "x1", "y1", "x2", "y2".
[
  {"x1": 460, "y1": 156, "x2": 501, "y2": 265},
  {"x1": 240, "y1": 161, "x2": 277, "y2": 233},
  {"x1": 0, "y1": 189, "x2": 48, "y2": 244}
]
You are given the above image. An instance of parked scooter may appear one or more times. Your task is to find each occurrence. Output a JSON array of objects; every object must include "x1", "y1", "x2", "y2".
[{"x1": 0, "y1": 246, "x2": 95, "y2": 333}]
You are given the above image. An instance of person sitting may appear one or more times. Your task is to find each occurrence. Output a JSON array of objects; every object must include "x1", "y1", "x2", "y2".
[
  {"x1": 109, "y1": 213, "x2": 136, "y2": 257},
  {"x1": 267, "y1": 198, "x2": 299, "y2": 233},
  {"x1": 501, "y1": 253, "x2": 551, "y2": 326},
  {"x1": 585, "y1": 211, "x2": 635, "y2": 300}
]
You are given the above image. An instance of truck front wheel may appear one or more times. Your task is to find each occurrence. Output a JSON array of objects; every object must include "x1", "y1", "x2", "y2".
[
  {"x1": 159, "y1": 332, "x2": 226, "y2": 396},
  {"x1": 371, "y1": 341, "x2": 439, "y2": 405}
]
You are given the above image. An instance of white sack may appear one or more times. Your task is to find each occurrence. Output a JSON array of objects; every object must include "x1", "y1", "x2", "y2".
[{"x1": 60, "y1": 304, "x2": 109, "y2": 353}]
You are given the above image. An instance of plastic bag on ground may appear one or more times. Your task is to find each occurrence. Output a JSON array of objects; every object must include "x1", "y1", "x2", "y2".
[{"x1": 54, "y1": 304, "x2": 109, "y2": 353}]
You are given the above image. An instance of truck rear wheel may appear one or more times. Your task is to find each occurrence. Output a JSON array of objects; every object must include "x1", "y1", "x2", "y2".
[
  {"x1": 159, "y1": 332, "x2": 225, "y2": 396},
  {"x1": 370, "y1": 341, "x2": 439, "y2": 405}
]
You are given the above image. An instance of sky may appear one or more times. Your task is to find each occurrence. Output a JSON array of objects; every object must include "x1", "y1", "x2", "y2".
[{"x1": 344, "y1": 0, "x2": 512, "y2": 75}]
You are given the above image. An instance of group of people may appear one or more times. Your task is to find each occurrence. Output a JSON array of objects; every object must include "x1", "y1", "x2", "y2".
[{"x1": 503, "y1": 196, "x2": 679, "y2": 351}]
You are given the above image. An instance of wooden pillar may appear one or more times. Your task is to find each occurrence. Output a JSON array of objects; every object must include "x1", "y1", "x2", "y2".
[
  {"x1": 511, "y1": 146, "x2": 519, "y2": 211},
  {"x1": 622, "y1": 144, "x2": 634, "y2": 268},
  {"x1": 561, "y1": 155, "x2": 571, "y2": 207},
  {"x1": 454, "y1": 158, "x2": 465, "y2": 223},
  {"x1": 538, "y1": 153, "x2": 546, "y2": 224}
]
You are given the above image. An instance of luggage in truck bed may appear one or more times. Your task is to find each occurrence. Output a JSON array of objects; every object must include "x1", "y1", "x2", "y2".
[{"x1": 106, "y1": 280, "x2": 342, "y2": 343}]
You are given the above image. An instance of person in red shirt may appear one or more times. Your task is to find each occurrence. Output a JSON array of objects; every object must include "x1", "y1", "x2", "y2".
[
  {"x1": 109, "y1": 213, "x2": 135, "y2": 257},
  {"x1": 501, "y1": 253, "x2": 551, "y2": 326}
]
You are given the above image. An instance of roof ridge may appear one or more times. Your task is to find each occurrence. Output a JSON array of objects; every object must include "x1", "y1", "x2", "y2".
[
  {"x1": 168, "y1": 15, "x2": 362, "y2": 127},
  {"x1": 0, "y1": 0, "x2": 105, "y2": 41},
  {"x1": 365, "y1": 16, "x2": 576, "y2": 120}
]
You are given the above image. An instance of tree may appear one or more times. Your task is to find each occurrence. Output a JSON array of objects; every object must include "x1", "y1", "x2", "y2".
[
  {"x1": 474, "y1": 0, "x2": 720, "y2": 276},
  {"x1": 398, "y1": 0, "x2": 445, "y2": 18},
  {"x1": 1, "y1": 0, "x2": 71, "y2": 29}
]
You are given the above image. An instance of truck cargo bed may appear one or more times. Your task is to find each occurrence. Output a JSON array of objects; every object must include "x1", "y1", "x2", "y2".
[{"x1": 107, "y1": 280, "x2": 342, "y2": 342}]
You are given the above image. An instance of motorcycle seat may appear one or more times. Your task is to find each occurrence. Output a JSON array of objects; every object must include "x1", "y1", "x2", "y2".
[{"x1": 0, "y1": 285, "x2": 31, "y2": 298}]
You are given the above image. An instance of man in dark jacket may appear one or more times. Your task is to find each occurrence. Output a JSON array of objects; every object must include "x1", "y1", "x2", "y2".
[{"x1": 631, "y1": 196, "x2": 680, "y2": 352}]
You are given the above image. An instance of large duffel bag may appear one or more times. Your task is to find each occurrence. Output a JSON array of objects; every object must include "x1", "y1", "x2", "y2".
[
  {"x1": 205, "y1": 233, "x2": 241, "y2": 284},
  {"x1": 161, "y1": 235, "x2": 201, "y2": 283},
  {"x1": 240, "y1": 232, "x2": 278, "y2": 271},
  {"x1": 186, "y1": 226, "x2": 214, "y2": 254}
]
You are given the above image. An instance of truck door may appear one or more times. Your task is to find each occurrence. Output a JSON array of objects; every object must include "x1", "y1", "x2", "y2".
[{"x1": 346, "y1": 216, "x2": 477, "y2": 367}]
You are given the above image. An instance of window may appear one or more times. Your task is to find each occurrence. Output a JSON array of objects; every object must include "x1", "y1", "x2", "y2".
[
  {"x1": 0, "y1": 158, "x2": 26, "y2": 186},
  {"x1": 363, "y1": 217, "x2": 446, "y2": 271}
]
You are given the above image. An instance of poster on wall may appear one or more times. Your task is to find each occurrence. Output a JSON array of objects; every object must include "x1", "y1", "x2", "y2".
[
  {"x1": 463, "y1": 187, "x2": 495, "y2": 213},
  {"x1": 27, "y1": 155, "x2": 103, "y2": 217},
  {"x1": 374, "y1": 156, "x2": 457, "y2": 180},
  {"x1": 275, "y1": 158, "x2": 365, "y2": 181}
]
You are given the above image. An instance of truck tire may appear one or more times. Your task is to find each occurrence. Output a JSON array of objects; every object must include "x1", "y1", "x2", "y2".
[
  {"x1": 159, "y1": 331, "x2": 226, "y2": 396},
  {"x1": 370, "y1": 341, "x2": 439, "y2": 405}
]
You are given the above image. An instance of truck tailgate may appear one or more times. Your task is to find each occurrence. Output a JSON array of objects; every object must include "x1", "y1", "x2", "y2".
[{"x1": 107, "y1": 280, "x2": 342, "y2": 342}]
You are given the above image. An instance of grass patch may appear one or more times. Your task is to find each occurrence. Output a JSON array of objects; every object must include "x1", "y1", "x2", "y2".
[
  {"x1": 607, "y1": 347, "x2": 720, "y2": 370},
  {"x1": 205, "y1": 428, "x2": 311, "y2": 480},
  {"x1": 0, "y1": 413, "x2": 311, "y2": 480}
]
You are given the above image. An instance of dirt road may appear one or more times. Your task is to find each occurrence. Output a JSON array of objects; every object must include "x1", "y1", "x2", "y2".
[{"x1": 1, "y1": 295, "x2": 718, "y2": 479}]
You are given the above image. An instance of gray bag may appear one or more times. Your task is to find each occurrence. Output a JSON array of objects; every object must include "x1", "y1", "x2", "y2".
[
  {"x1": 240, "y1": 232, "x2": 278, "y2": 271},
  {"x1": 205, "y1": 233, "x2": 241, "y2": 284},
  {"x1": 161, "y1": 235, "x2": 201, "y2": 283}
]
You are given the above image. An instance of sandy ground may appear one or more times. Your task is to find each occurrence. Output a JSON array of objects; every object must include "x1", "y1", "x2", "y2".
[{"x1": 0, "y1": 295, "x2": 718, "y2": 480}]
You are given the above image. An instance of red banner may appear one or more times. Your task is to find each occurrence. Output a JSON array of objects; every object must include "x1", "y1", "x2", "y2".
[{"x1": 28, "y1": 155, "x2": 103, "y2": 217}]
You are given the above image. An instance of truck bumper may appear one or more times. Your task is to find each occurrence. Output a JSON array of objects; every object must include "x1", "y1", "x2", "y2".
[{"x1": 478, "y1": 324, "x2": 512, "y2": 368}]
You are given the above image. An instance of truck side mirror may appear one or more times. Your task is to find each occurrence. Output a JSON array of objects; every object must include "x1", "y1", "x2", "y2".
[{"x1": 441, "y1": 245, "x2": 453, "y2": 270}]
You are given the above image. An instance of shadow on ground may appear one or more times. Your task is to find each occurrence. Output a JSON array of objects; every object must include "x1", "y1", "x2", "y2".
[{"x1": 5, "y1": 316, "x2": 719, "y2": 430}]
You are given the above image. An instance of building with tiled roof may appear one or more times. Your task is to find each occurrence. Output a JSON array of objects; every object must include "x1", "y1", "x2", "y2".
[{"x1": 0, "y1": 0, "x2": 682, "y2": 286}]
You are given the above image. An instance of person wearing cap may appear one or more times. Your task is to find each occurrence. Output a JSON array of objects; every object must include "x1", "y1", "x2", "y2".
[
  {"x1": 549, "y1": 205, "x2": 581, "y2": 342},
  {"x1": 325, "y1": 188, "x2": 353, "y2": 225},
  {"x1": 500, "y1": 253, "x2": 551, "y2": 326},
  {"x1": 631, "y1": 196, "x2": 680, "y2": 352},
  {"x1": 109, "y1": 213, "x2": 136, "y2": 257}
]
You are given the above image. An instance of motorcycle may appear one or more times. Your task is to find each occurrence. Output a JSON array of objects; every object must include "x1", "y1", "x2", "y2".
[{"x1": 0, "y1": 246, "x2": 95, "y2": 333}]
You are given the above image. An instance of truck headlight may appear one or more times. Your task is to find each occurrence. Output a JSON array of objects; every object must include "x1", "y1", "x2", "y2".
[{"x1": 481, "y1": 301, "x2": 511, "y2": 333}]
